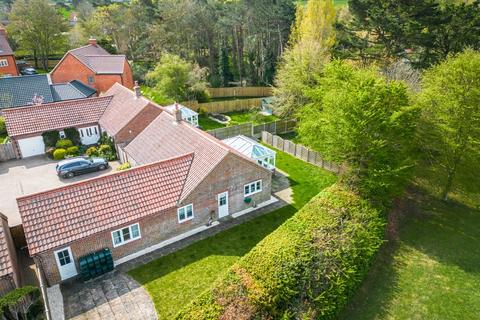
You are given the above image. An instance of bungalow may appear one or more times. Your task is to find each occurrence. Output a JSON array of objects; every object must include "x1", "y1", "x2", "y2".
[
  {"x1": 0, "y1": 213, "x2": 19, "y2": 295},
  {"x1": 50, "y1": 39, "x2": 134, "y2": 93},
  {"x1": 3, "y1": 96, "x2": 111, "y2": 158},
  {"x1": 0, "y1": 26, "x2": 19, "y2": 77},
  {"x1": 99, "y1": 82, "x2": 164, "y2": 152}
]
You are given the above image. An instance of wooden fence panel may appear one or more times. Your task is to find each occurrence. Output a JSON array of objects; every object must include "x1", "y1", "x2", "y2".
[
  {"x1": 0, "y1": 143, "x2": 16, "y2": 162},
  {"x1": 261, "y1": 131, "x2": 340, "y2": 174},
  {"x1": 208, "y1": 123, "x2": 253, "y2": 140},
  {"x1": 195, "y1": 98, "x2": 263, "y2": 113},
  {"x1": 207, "y1": 87, "x2": 273, "y2": 98}
]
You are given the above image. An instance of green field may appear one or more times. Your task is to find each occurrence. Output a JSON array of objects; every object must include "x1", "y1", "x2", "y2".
[{"x1": 340, "y1": 164, "x2": 480, "y2": 319}]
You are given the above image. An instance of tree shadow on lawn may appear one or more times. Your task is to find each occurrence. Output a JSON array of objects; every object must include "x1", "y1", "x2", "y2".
[{"x1": 339, "y1": 187, "x2": 480, "y2": 320}]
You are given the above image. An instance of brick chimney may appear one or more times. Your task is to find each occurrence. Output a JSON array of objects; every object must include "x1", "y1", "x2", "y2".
[
  {"x1": 88, "y1": 38, "x2": 97, "y2": 46},
  {"x1": 133, "y1": 81, "x2": 141, "y2": 99},
  {"x1": 173, "y1": 103, "x2": 183, "y2": 123}
]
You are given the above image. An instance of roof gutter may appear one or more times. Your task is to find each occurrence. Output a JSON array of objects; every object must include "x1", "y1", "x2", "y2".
[{"x1": 33, "y1": 256, "x2": 52, "y2": 320}]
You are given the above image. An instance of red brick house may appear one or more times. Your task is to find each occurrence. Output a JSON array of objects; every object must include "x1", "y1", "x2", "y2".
[
  {"x1": 0, "y1": 213, "x2": 20, "y2": 295},
  {"x1": 99, "y1": 82, "x2": 164, "y2": 151},
  {"x1": 0, "y1": 26, "x2": 20, "y2": 77},
  {"x1": 18, "y1": 149, "x2": 272, "y2": 285},
  {"x1": 3, "y1": 84, "x2": 162, "y2": 158},
  {"x1": 3, "y1": 96, "x2": 112, "y2": 158},
  {"x1": 50, "y1": 39, "x2": 134, "y2": 93}
]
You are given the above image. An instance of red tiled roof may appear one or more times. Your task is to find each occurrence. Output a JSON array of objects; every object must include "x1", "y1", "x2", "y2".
[
  {"x1": 3, "y1": 96, "x2": 112, "y2": 137},
  {"x1": 99, "y1": 83, "x2": 163, "y2": 137},
  {"x1": 69, "y1": 44, "x2": 126, "y2": 74},
  {"x1": 18, "y1": 153, "x2": 194, "y2": 255},
  {"x1": 124, "y1": 112, "x2": 266, "y2": 200},
  {"x1": 0, "y1": 32, "x2": 13, "y2": 56},
  {"x1": 0, "y1": 220, "x2": 13, "y2": 278}
]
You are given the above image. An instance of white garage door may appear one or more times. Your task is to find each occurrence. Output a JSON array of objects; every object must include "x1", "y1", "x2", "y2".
[{"x1": 18, "y1": 136, "x2": 45, "y2": 158}]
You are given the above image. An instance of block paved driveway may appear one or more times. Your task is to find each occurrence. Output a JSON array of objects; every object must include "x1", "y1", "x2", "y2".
[
  {"x1": 62, "y1": 271, "x2": 157, "y2": 320},
  {"x1": 0, "y1": 156, "x2": 119, "y2": 226}
]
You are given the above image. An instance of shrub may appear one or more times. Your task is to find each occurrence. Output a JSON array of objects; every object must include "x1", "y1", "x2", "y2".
[
  {"x1": 116, "y1": 162, "x2": 131, "y2": 171},
  {"x1": 66, "y1": 146, "x2": 79, "y2": 156},
  {"x1": 195, "y1": 90, "x2": 211, "y2": 103},
  {"x1": 0, "y1": 116, "x2": 6, "y2": 135},
  {"x1": 64, "y1": 127, "x2": 81, "y2": 146},
  {"x1": 86, "y1": 146, "x2": 98, "y2": 157},
  {"x1": 0, "y1": 286, "x2": 41, "y2": 320},
  {"x1": 53, "y1": 148, "x2": 67, "y2": 160},
  {"x1": 177, "y1": 185, "x2": 385, "y2": 319},
  {"x1": 197, "y1": 107, "x2": 208, "y2": 115},
  {"x1": 55, "y1": 139, "x2": 73, "y2": 149},
  {"x1": 42, "y1": 130, "x2": 60, "y2": 147},
  {"x1": 98, "y1": 144, "x2": 111, "y2": 154}
]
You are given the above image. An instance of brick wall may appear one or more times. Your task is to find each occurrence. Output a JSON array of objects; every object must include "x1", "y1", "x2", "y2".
[
  {"x1": 121, "y1": 60, "x2": 134, "y2": 89},
  {"x1": 0, "y1": 55, "x2": 19, "y2": 76},
  {"x1": 114, "y1": 104, "x2": 163, "y2": 144}
]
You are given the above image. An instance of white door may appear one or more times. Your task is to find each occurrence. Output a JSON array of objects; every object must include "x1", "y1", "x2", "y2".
[
  {"x1": 18, "y1": 136, "x2": 45, "y2": 158},
  {"x1": 218, "y1": 191, "x2": 229, "y2": 218},
  {"x1": 54, "y1": 247, "x2": 77, "y2": 281},
  {"x1": 79, "y1": 126, "x2": 100, "y2": 145}
]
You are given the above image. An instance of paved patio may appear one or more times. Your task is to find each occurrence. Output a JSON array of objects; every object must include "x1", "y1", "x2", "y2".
[
  {"x1": 62, "y1": 271, "x2": 157, "y2": 320},
  {"x1": 0, "y1": 156, "x2": 119, "y2": 226}
]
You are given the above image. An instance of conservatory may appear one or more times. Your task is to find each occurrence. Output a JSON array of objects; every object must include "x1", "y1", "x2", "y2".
[
  {"x1": 222, "y1": 135, "x2": 276, "y2": 170},
  {"x1": 165, "y1": 103, "x2": 199, "y2": 127}
]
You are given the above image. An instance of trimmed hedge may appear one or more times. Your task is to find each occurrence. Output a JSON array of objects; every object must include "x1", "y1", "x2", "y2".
[
  {"x1": 64, "y1": 127, "x2": 81, "y2": 146},
  {"x1": 42, "y1": 130, "x2": 60, "y2": 147},
  {"x1": 53, "y1": 148, "x2": 67, "y2": 160},
  {"x1": 55, "y1": 139, "x2": 73, "y2": 149},
  {"x1": 0, "y1": 286, "x2": 41, "y2": 319},
  {"x1": 176, "y1": 185, "x2": 385, "y2": 319},
  {"x1": 0, "y1": 116, "x2": 6, "y2": 135}
]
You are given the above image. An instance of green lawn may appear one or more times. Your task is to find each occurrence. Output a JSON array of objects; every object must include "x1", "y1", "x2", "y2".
[
  {"x1": 199, "y1": 111, "x2": 279, "y2": 131},
  {"x1": 129, "y1": 149, "x2": 336, "y2": 319},
  {"x1": 339, "y1": 164, "x2": 480, "y2": 319}
]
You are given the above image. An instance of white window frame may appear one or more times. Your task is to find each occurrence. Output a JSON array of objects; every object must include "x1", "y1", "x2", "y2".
[
  {"x1": 244, "y1": 180, "x2": 262, "y2": 197},
  {"x1": 59, "y1": 130, "x2": 66, "y2": 139},
  {"x1": 0, "y1": 59, "x2": 8, "y2": 67},
  {"x1": 111, "y1": 223, "x2": 141, "y2": 247},
  {"x1": 177, "y1": 204, "x2": 194, "y2": 223}
]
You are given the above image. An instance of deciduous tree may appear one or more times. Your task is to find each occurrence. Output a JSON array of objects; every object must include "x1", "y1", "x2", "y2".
[{"x1": 418, "y1": 49, "x2": 480, "y2": 200}]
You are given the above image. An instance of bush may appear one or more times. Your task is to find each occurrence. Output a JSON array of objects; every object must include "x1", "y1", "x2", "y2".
[
  {"x1": 0, "y1": 286, "x2": 42, "y2": 320},
  {"x1": 86, "y1": 146, "x2": 98, "y2": 157},
  {"x1": 0, "y1": 116, "x2": 6, "y2": 135},
  {"x1": 197, "y1": 107, "x2": 208, "y2": 115},
  {"x1": 64, "y1": 127, "x2": 81, "y2": 146},
  {"x1": 53, "y1": 148, "x2": 67, "y2": 160},
  {"x1": 116, "y1": 162, "x2": 131, "y2": 171},
  {"x1": 66, "y1": 146, "x2": 79, "y2": 156},
  {"x1": 177, "y1": 185, "x2": 385, "y2": 319},
  {"x1": 98, "y1": 144, "x2": 111, "y2": 154},
  {"x1": 55, "y1": 139, "x2": 73, "y2": 149},
  {"x1": 194, "y1": 90, "x2": 211, "y2": 103},
  {"x1": 42, "y1": 130, "x2": 60, "y2": 147}
]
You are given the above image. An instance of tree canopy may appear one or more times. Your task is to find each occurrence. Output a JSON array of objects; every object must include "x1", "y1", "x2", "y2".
[
  {"x1": 418, "y1": 49, "x2": 480, "y2": 200},
  {"x1": 298, "y1": 61, "x2": 418, "y2": 201}
]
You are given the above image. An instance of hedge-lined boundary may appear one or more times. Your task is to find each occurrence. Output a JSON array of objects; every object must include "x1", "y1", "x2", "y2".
[{"x1": 176, "y1": 185, "x2": 385, "y2": 319}]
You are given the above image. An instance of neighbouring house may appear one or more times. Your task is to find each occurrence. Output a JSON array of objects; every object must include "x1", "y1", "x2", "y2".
[
  {"x1": 3, "y1": 96, "x2": 112, "y2": 158},
  {"x1": 222, "y1": 135, "x2": 276, "y2": 170},
  {"x1": 17, "y1": 108, "x2": 273, "y2": 286},
  {"x1": 99, "y1": 82, "x2": 164, "y2": 156},
  {"x1": 0, "y1": 26, "x2": 19, "y2": 77},
  {"x1": 164, "y1": 103, "x2": 199, "y2": 127},
  {"x1": 0, "y1": 213, "x2": 20, "y2": 295},
  {"x1": 50, "y1": 39, "x2": 134, "y2": 93},
  {"x1": 0, "y1": 74, "x2": 96, "y2": 109}
]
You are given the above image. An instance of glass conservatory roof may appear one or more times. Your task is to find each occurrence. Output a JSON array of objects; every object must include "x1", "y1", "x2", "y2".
[{"x1": 222, "y1": 135, "x2": 276, "y2": 160}]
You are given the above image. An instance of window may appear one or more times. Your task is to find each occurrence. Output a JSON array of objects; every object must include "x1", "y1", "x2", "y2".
[
  {"x1": 111, "y1": 223, "x2": 141, "y2": 247},
  {"x1": 0, "y1": 59, "x2": 8, "y2": 67},
  {"x1": 57, "y1": 249, "x2": 71, "y2": 266},
  {"x1": 244, "y1": 180, "x2": 262, "y2": 197},
  {"x1": 87, "y1": 75, "x2": 94, "y2": 84},
  {"x1": 177, "y1": 204, "x2": 194, "y2": 223},
  {"x1": 59, "y1": 130, "x2": 66, "y2": 139}
]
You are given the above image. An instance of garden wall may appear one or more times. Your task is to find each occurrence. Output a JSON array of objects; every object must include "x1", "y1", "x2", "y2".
[
  {"x1": 176, "y1": 185, "x2": 385, "y2": 319},
  {"x1": 262, "y1": 131, "x2": 341, "y2": 173},
  {"x1": 207, "y1": 87, "x2": 273, "y2": 98}
]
